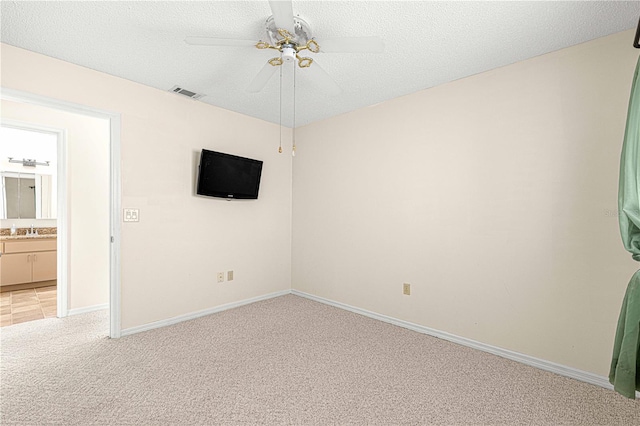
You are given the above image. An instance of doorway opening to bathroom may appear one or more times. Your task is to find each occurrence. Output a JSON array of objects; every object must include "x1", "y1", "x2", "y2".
[
  {"x1": 1, "y1": 124, "x2": 60, "y2": 326},
  {"x1": 0, "y1": 89, "x2": 121, "y2": 338}
]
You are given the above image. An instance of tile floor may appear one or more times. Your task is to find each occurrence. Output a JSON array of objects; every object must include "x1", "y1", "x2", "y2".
[{"x1": 0, "y1": 286, "x2": 57, "y2": 327}]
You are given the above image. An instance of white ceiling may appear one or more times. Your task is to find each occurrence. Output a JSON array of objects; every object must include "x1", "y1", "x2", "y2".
[{"x1": 2, "y1": 1, "x2": 639, "y2": 128}]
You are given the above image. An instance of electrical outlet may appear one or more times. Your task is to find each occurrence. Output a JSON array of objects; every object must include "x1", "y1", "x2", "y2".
[
  {"x1": 217, "y1": 272, "x2": 224, "y2": 283},
  {"x1": 403, "y1": 283, "x2": 411, "y2": 295},
  {"x1": 227, "y1": 270, "x2": 234, "y2": 281}
]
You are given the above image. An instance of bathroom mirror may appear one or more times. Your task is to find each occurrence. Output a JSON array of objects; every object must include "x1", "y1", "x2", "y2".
[{"x1": 1, "y1": 172, "x2": 56, "y2": 219}]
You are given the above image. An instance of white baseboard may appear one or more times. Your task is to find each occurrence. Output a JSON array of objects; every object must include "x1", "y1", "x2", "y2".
[
  {"x1": 121, "y1": 290, "x2": 291, "y2": 337},
  {"x1": 291, "y1": 289, "x2": 636, "y2": 397},
  {"x1": 67, "y1": 303, "x2": 109, "y2": 316},
  {"x1": 114, "y1": 287, "x2": 636, "y2": 397}
]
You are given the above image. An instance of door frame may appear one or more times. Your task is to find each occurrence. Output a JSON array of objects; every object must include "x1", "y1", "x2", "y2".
[{"x1": 1, "y1": 88, "x2": 122, "y2": 338}]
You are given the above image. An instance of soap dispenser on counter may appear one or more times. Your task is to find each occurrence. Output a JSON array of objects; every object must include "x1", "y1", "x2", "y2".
[{"x1": 10, "y1": 224, "x2": 17, "y2": 236}]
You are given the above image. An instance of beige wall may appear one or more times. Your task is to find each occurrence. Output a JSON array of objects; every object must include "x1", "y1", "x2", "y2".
[
  {"x1": 292, "y1": 30, "x2": 639, "y2": 377},
  {"x1": 1, "y1": 43, "x2": 292, "y2": 329}
]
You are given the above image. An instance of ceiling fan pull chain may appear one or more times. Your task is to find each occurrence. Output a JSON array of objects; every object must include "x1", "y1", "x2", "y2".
[
  {"x1": 292, "y1": 63, "x2": 297, "y2": 157},
  {"x1": 279, "y1": 65, "x2": 283, "y2": 154}
]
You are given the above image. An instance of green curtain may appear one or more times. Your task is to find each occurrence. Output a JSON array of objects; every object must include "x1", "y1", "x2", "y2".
[{"x1": 609, "y1": 55, "x2": 640, "y2": 399}]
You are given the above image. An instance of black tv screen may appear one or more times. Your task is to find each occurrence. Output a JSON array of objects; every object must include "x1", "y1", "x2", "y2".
[{"x1": 196, "y1": 149, "x2": 263, "y2": 199}]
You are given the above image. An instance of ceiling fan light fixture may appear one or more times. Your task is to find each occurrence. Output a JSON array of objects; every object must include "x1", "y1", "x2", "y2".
[
  {"x1": 305, "y1": 39, "x2": 320, "y2": 54},
  {"x1": 297, "y1": 57, "x2": 313, "y2": 68}
]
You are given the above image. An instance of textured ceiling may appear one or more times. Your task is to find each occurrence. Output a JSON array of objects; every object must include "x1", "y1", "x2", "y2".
[{"x1": 2, "y1": 1, "x2": 639, "y2": 127}]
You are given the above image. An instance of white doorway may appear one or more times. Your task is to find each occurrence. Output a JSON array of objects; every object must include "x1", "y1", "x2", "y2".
[{"x1": 1, "y1": 88, "x2": 121, "y2": 338}]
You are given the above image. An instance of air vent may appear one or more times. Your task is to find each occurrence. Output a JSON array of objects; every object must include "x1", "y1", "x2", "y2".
[{"x1": 169, "y1": 86, "x2": 205, "y2": 100}]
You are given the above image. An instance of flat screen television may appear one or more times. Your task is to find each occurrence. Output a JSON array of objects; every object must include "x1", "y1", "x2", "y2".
[{"x1": 196, "y1": 149, "x2": 263, "y2": 199}]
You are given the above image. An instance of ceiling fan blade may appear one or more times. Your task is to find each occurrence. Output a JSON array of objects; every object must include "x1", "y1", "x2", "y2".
[
  {"x1": 268, "y1": 0, "x2": 295, "y2": 33},
  {"x1": 319, "y1": 36, "x2": 385, "y2": 53},
  {"x1": 303, "y1": 61, "x2": 341, "y2": 96},
  {"x1": 185, "y1": 36, "x2": 257, "y2": 47},
  {"x1": 247, "y1": 61, "x2": 278, "y2": 93}
]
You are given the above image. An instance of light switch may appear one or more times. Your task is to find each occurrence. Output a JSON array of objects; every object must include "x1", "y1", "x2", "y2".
[{"x1": 123, "y1": 208, "x2": 139, "y2": 222}]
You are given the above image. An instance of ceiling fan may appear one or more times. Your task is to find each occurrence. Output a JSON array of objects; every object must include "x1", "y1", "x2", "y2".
[{"x1": 185, "y1": 0, "x2": 384, "y2": 95}]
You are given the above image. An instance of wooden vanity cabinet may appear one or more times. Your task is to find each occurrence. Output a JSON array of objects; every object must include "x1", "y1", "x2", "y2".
[
  {"x1": 31, "y1": 250, "x2": 57, "y2": 282},
  {"x1": 0, "y1": 238, "x2": 57, "y2": 287},
  {"x1": 1, "y1": 253, "x2": 33, "y2": 285}
]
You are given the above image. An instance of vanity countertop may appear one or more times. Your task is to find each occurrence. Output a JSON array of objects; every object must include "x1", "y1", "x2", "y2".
[{"x1": 0, "y1": 235, "x2": 57, "y2": 241}]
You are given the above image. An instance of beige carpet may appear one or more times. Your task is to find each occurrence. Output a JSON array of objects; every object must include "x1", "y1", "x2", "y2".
[{"x1": 1, "y1": 294, "x2": 639, "y2": 425}]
